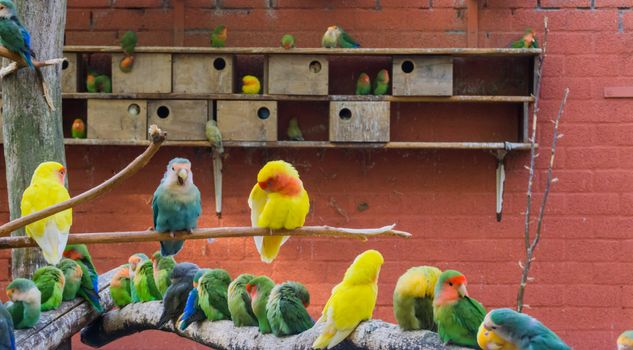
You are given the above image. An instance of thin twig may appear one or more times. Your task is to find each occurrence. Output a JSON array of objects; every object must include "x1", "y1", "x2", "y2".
[
  {"x1": 516, "y1": 88, "x2": 568, "y2": 313},
  {"x1": 0, "y1": 125, "x2": 167, "y2": 237},
  {"x1": 0, "y1": 225, "x2": 411, "y2": 249}
]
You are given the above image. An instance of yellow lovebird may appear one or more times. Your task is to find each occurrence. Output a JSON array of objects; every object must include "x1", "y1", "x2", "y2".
[
  {"x1": 393, "y1": 266, "x2": 442, "y2": 331},
  {"x1": 248, "y1": 160, "x2": 309, "y2": 263},
  {"x1": 241, "y1": 75, "x2": 261, "y2": 94},
  {"x1": 21, "y1": 162, "x2": 72, "y2": 264},
  {"x1": 313, "y1": 249, "x2": 384, "y2": 349},
  {"x1": 477, "y1": 322, "x2": 518, "y2": 350}
]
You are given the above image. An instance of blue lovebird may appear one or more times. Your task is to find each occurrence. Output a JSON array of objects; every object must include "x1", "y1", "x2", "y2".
[
  {"x1": 152, "y1": 158, "x2": 202, "y2": 257},
  {"x1": 0, "y1": 0, "x2": 34, "y2": 68}
]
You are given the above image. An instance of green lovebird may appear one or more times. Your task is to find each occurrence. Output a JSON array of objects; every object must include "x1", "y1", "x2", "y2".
[
  {"x1": 158, "y1": 262, "x2": 199, "y2": 327},
  {"x1": 322, "y1": 25, "x2": 360, "y2": 48},
  {"x1": 197, "y1": 269, "x2": 232, "y2": 321},
  {"x1": 356, "y1": 73, "x2": 371, "y2": 95},
  {"x1": 211, "y1": 24, "x2": 227, "y2": 48},
  {"x1": 433, "y1": 270, "x2": 485, "y2": 348},
  {"x1": 57, "y1": 258, "x2": 83, "y2": 301},
  {"x1": 120, "y1": 30, "x2": 137, "y2": 55},
  {"x1": 205, "y1": 120, "x2": 224, "y2": 154},
  {"x1": 176, "y1": 268, "x2": 210, "y2": 330},
  {"x1": 482, "y1": 308, "x2": 571, "y2": 350},
  {"x1": 133, "y1": 259, "x2": 162, "y2": 302},
  {"x1": 511, "y1": 29, "x2": 538, "y2": 48},
  {"x1": 373, "y1": 69, "x2": 390, "y2": 96},
  {"x1": 6, "y1": 278, "x2": 40, "y2": 329},
  {"x1": 110, "y1": 265, "x2": 132, "y2": 308},
  {"x1": 266, "y1": 281, "x2": 314, "y2": 337},
  {"x1": 281, "y1": 34, "x2": 295, "y2": 49},
  {"x1": 63, "y1": 244, "x2": 102, "y2": 313},
  {"x1": 286, "y1": 117, "x2": 304, "y2": 141},
  {"x1": 393, "y1": 266, "x2": 441, "y2": 331},
  {"x1": 32, "y1": 266, "x2": 65, "y2": 311},
  {"x1": 71, "y1": 119, "x2": 86, "y2": 139},
  {"x1": 228, "y1": 273, "x2": 258, "y2": 327},
  {"x1": 86, "y1": 70, "x2": 111, "y2": 93},
  {"x1": 0, "y1": 301, "x2": 15, "y2": 350},
  {"x1": 127, "y1": 253, "x2": 148, "y2": 303},
  {"x1": 246, "y1": 276, "x2": 275, "y2": 334},
  {"x1": 152, "y1": 251, "x2": 176, "y2": 297}
]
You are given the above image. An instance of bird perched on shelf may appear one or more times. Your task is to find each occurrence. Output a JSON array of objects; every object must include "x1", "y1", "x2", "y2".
[
  {"x1": 248, "y1": 160, "x2": 310, "y2": 263},
  {"x1": 21, "y1": 161, "x2": 71, "y2": 265},
  {"x1": 109, "y1": 265, "x2": 132, "y2": 308},
  {"x1": 152, "y1": 158, "x2": 202, "y2": 257},
  {"x1": 63, "y1": 244, "x2": 102, "y2": 313},
  {"x1": 322, "y1": 25, "x2": 360, "y2": 48},
  {"x1": 510, "y1": 29, "x2": 538, "y2": 48},
  {"x1": 0, "y1": 0, "x2": 34, "y2": 68},
  {"x1": 206, "y1": 119, "x2": 224, "y2": 218},
  {"x1": 158, "y1": 262, "x2": 199, "y2": 327},
  {"x1": 374, "y1": 69, "x2": 390, "y2": 96},
  {"x1": 393, "y1": 265, "x2": 441, "y2": 331},
  {"x1": 211, "y1": 24, "x2": 227, "y2": 48},
  {"x1": 619, "y1": 331, "x2": 633, "y2": 350},
  {"x1": 197, "y1": 269, "x2": 232, "y2": 321},
  {"x1": 71, "y1": 118, "x2": 86, "y2": 139},
  {"x1": 267, "y1": 281, "x2": 314, "y2": 337},
  {"x1": 241, "y1": 75, "x2": 261, "y2": 94},
  {"x1": 6, "y1": 278, "x2": 40, "y2": 329},
  {"x1": 56, "y1": 258, "x2": 83, "y2": 301},
  {"x1": 0, "y1": 301, "x2": 15, "y2": 350},
  {"x1": 356, "y1": 73, "x2": 371, "y2": 95},
  {"x1": 286, "y1": 117, "x2": 304, "y2": 141},
  {"x1": 86, "y1": 70, "x2": 112, "y2": 93},
  {"x1": 228, "y1": 273, "x2": 258, "y2": 327},
  {"x1": 32, "y1": 266, "x2": 65, "y2": 311},
  {"x1": 281, "y1": 34, "x2": 295, "y2": 49},
  {"x1": 247, "y1": 276, "x2": 275, "y2": 334},
  {"x1": 119, "y1": 30, "x2": 137, "y2": 73},
  {"x1": 313, "y1": 249, "x2": 384, "y2": 349},
  {"x1": 152, "y1": 251, "x2": 176, "y2": 297}
]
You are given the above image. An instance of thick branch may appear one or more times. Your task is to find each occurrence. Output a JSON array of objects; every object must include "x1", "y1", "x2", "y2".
[
  {"x1": 0, "y1": 125, "x2": 167, "y2": 237},
  {"x1": 81, "y1": 301, "x2": 468, "y2": 350},
  {"x1": 0, "y1": 225, "x2": 410, "y2": 249}
]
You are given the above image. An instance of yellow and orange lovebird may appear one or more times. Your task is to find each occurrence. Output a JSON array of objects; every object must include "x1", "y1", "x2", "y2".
[
  {"x1": 312, "y1": 249, "x2": 384, "y2": 349},
  {"x1": 478, "y1": 322, "x2": 518, "y2": 350},
  {"x1": 21, "y1": 162, "x2": 72, "y2": 264},
  {"x1": 241, "y1": 75, "x2": 261, "y2": 94},
  {"x1": 248, "y1": 160, "x2": 309, "y2": 263}
]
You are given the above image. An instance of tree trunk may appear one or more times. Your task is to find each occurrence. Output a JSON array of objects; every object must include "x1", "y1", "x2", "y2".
[{"x1": 2, "y1": 0, "x2": 67, "y2": 278}]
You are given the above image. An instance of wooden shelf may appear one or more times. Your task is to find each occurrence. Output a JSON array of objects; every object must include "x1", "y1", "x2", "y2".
[
  {"x1": 61, "y1": 139, "x2": 532, "y2": 150},
  {"x1": 64, "y1": 46, "x2": 542, "y2": 57},
  {"x1": 62, "y1": 93, "x2": 534, "y2": 103}
]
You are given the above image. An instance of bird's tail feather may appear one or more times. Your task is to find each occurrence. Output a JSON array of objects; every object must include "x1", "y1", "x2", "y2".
[
  {"x1": 160, "y1": 240, "x2": 185, "y2": 257},
  {"x1": 79, "y1": 287, "x2": 103, "y2": 313}
]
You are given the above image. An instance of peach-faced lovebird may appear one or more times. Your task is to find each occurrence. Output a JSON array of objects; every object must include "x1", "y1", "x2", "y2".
[
  {"x1": 63, "y1": 244, "x2": 103, "y2": 312},
  {"x1": 119, "y1": 31, "x2": 137, "y2": 73},
  {"x1": 86, "y1": 70, "x2": 112, "y2": 93},
  {"x1": 248, "y1": 160, "x2": 310, "y2": 263},
  {"x1": 482, "y1": 308, "x2": 571, "y2": 350},
  {"x1": 313, "y1": 250, "x2": 384, "y2": 349},
  {"x1": 322, "y1": 25, "x2": 359, "y2": 48},
  {"x1": 228, "y1": 273, "x2": 257, "y2": 327},
  {"x1": 158, "y1": 262, "x2": 199, "y2": 327},
  {"x1": 177, "y1": 268, "x2": 210, "y2": 330},
  {"x1": 57, "y1": 258, "x2": 83, "y2": 301},
  {"x1": 433, "y1": 270, "x2": 485, "y2": 348},
  {"x1": 511, "y1": 29, "x2": 538, "y2": 48},
  {"x1": 477, "y1": 322, "x2": 517, "y2": 350},
  {"x1": 21, "y1": 161, "x2": 71, "y2": 265},
  {"x1": 246, "y1": 276, "x2": 275, "y2": 334},
  {"x1": 0, "y1": 301, "x2": 15, "y2": 350},
  {"x1": 393, "y1": 265, "x2": 441, "y2": 331},
  {"x1": 32, "y1": 266, "x2": 65, "y2": 311},
  {"x1": 197, "y1": 269, "x2": 232, "y2": 321},
  {"x1": 211, "y1": 24, "x2": 227, "y2": 48},
  {"x1": 152, "y1": 158, "x2": 201, "y2": 257},
  {"x1": 281, "y1": 34, "x2": 295, "y2": 49},
  {"x1": 152, "y1": 251, "x2": 176, "y2": 297},
  {"x1": 374, "y1": 69, "x2": 389, "y2": 96},
  {"x1": 619, "y1": 331, "x2": 633, "y2": 350},
  {"x1": 133, "y1": 259, "x2": 161, "y2": 302},
  {"x1": 110, "y1": 265, "x2": 132, "y2": 308},
  {"x1": 71, "y1": 119, "x2": 86, "y2": 139},
  {"x1": 6, "y1": 278, "x2": 40, "y2": 329},
  {"x1": 356, "y1": 73, "x2": 371, "y2": 95},
  {"x1": 266, "y1": 281, "x2": 313, "y2": 337},
  {"x1": 287, "y1": 117, "x2": 304, "y2": 141},
  {"x1": 128, "y1": 253, "x2": 148, "y2": 302},
  {"x1": 241, "y1": 75, "x2": 261, "y2": 94},
  {"x1": 0, "y1": 0, "x2": 34, "y2": 68}
]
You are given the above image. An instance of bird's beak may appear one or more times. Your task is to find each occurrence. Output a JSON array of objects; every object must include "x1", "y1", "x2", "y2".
[
  {"x1": 458, "y1": 284, "x2": 468, "y2": 297},
  {"x1": 177, "y1": 168, "x2": 188, "y2": 185},
  {"x1": 6, "y1": 289, "x2": 12, "y2": 299},
  {"x1": 303, "y1": 302, "x2": 310, "y2": 308}
]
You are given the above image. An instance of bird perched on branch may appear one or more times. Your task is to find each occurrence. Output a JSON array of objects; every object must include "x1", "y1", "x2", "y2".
[
  {"x1": 158, "y1": 262, "x2": 199, "y2": 327},
  {"x1": 247, "y1": 276, "x2": 275, "y2": 334},
  {"x1": 5, "y1": 278, "x2": 40, "y2": 329},
  {"x1": 267, "y1": 281, "x2": 313, "y2": 337},
  {"x1": 211, "y1": 24, "x2": 227, "y2": 48},
  {"x1": 110, "y1": 265, "x2": 132, "y2": 308},
  {"x1": 477, "y1": 322, "x2": 517, "y2": 350},
  {"x1": 393, "y1": 266, "x2": 441, "y2": 331},
  {"x1": 152, "y1": 251, "x2": 176, "y2": 297},
  {"x1": 64, "y1": 244, "x2": 102, "y2": 313},
  {"x1": 228, "y1": 273, "x2": 258, "y2": 327},
  {"x1": 32, "y1": 266, "x2": 65, "y2": 311},
  {"x1": 21, "y1": 161, "x2": 71, "y2": 265},
  {"x1": 248, "y1": 160, "x2": 310, "y2": 263},
  {"x1": 0, "y1": 301, "x2": 15, "y2": 350},
  {"x1": 511, "y1": 29, "x2": 538, "y2": 48},
  {"x1": 322, "y1": 25, "x2": 360, "y2": 48},
  {"x1": 128, "y1": 253, "x2": 148, "y2": 302},
  {"x1": 177, "y1": 268, "x2": 210, "y2": 330},
  {"x1": 133, "y1": 259, "x2": 161, "y2": 302},
  {"x1": 0, "y1": 0, "x2": 34, "y2": 68},
  {"x1": 57, "y1": 258, "x2": 83, "y2": 301},
  {"x1": 197, "y1": 269, "x2": 232, "y2": 321},
  {"x1": 152, "y1": 158, "x2": 202, "y2": 257},
  {"x1": 313, "y1": 249, "x2": 384, "y2": 349}
]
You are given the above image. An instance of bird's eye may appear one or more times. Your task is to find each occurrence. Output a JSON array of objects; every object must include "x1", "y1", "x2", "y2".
[
  {"x1": 448, "y1": 282, "x2": 453, "y2": 286},
  {"x1": 491, "y1": 326, "x2": 497, "y2": 330},
  {"x1": 171, "y1": 166, "x2": 175, "y2": 171}
]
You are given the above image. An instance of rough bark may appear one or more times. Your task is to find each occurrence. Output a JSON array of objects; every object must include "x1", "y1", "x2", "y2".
[
  {"x1": 2, "y1": 0, "x2": 67, "y2": 278},
  {"x1": 82, "y1": 301, "x2": 469, "y2": 350}
]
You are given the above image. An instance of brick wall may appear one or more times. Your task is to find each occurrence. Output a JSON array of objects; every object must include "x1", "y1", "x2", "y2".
[{"x1": 1, "y1": 0, "x2": 632, "y2": 349}]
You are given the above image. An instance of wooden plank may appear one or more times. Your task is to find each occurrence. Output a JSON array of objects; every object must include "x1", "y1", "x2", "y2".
[
  {"x1": 217, "y1": 100, "x2": 277, "y2": 141},
  {"x1": 603, "y1": 86, "x2": 633, "y2": 98},
  {"x1": 15, "y1": 268, "x2": 116, "y2": 350},
  {"x1": 268, "y1": 55, "x2": 328, "y2": 95},
  {"x1": 329, "y1": 101, "x2": 390, "y2": 142},
  {"x1": 112, "y1": 53, "x2": 172, "y2": 93},
  {"x1": 393, "y1": 56, "x2": 453, "y2": 96},
  {"x1": 61, "y1": 93, "x2": 534, "y2": 103},
  {"x1": 64, "y1": 46, "x2": 542, "y2": 56},
  {"x1": 87, "y1": 99, "x2": 148, "y2": 140},
  {"x1": 148, "y1": 100, "x2": 208, "y2": 140},
  {"x1": 172, "y1": 54, "x2": 233, "y2": 93},
  {"x1": 467, "y1": 0, "x2": 479, "y2": 48},
  {"x1": 61, "y1": 52, "x2": 77, "y2": 93}
]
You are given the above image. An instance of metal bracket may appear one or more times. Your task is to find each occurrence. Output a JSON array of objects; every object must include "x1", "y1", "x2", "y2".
[{"x1": 492, "y1": 142, "x2": 513, "y2": 222}]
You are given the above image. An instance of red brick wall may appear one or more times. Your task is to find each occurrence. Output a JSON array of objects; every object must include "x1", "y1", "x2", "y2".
[{"x1": 1, "y1": 0, "x2": 632, "y2": 349}]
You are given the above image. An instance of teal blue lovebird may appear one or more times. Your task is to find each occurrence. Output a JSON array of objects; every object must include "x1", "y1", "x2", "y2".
[
  {"x1": 153, "y1": 158, "x2": 202, "y2": 257},
  {"x1": 0, "y1": 0, "x2": 34, "y2": 67}
]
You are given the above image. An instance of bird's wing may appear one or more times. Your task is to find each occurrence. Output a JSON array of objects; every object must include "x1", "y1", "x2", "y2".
[{"x1": 279, "y1": 297, "x2": 314, "y2": 334}]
